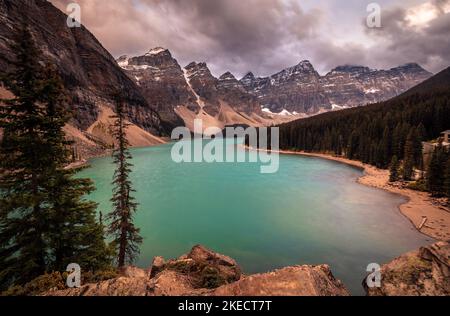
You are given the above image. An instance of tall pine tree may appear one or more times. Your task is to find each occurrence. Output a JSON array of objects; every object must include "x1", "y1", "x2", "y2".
[
  {"x1": 0, "y1": 25, "x2": 111, "y2": 289},
  {"x1": 427, "y1": 144, "x2": 447, "y2": 197},
  {"x1": 0, "y1": 24, "x2": 49, "y2": 288},
  {"x1": 402, "y1": 128, "x2": 420, "y2": 181},
  {"x1": 389, "y1": 155, "x2": 400, "y2": 182},
  {"x1": 107, "y1": 95, "x2": 142, "y2": 268},
  {"x1": 444, "y1": 157, "x2": 450, "y2": 200}
]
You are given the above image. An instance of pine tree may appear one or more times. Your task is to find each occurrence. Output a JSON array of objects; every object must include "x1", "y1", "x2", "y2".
[
  {"x1": 389, "y1": 155, "x2": 400, "y2": 182},
  {"x1": 427, "y1": 144, "x2": 447, "y2": 197},
  {"x1": 402, "y1": 129, "x2": 418, "y2": 181},
  {"x1": 0, "y1": 26, "x2": 111, "y2": 289},
  {"x1": 107, "y1": 95, "x2": 142, "y2": 268},
  {"x1": 444, "y1": 157, "x2": 450, "y2": 200},
  {"x1": 0, "y1": 25, "x2": 54, "y2": 287}
]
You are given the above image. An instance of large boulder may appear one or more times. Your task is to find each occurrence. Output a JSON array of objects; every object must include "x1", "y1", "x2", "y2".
[
  {"x1": 148, "y1": 245, "x2": 242, "y2": 291},
  {"x1": 366, "y1": 242, "x2": 450, "y2": 296},
  {"x1": 210, "y1": 265, "x2": 350, "y2": 296}
]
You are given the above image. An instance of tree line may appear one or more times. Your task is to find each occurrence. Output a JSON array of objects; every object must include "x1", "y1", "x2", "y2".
[
  {"x1": 276, "y1": 68, "x2": 450, "y2": 199},
  {"x1": 0, "y1": 26, "x2": 142, "y2": 292}
]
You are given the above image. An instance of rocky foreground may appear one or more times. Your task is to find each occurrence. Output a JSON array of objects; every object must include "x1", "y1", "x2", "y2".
[
  {"x1": 45, "y1": 245, "x2": 349, "y2": 296},
  {"x1": 45, "y1": 243, "x2": 449, "y2": 296},
  {"x1": 366, "y1": 241, "x2": 450, "y2": 296}
]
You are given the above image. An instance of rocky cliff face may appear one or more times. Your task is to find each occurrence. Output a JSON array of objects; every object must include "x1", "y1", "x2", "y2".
[
  {"x1": 183, "y1": 61, "x2": 221, "y2": 116},
  {"x1": 320, "y1": 63, "x2": 432, "y2": 109},
  {"x1": 217, "y1": 72, "x2": 261, "y2": 115},
  {"x1": 44, "y1": 245, "x2": 350, "y2": 296},
  {"x1": 0, "y1": 0, "x2": 162, "y2": 135},
  {"x1": 118, "y1": 48, "x2": 199, "y2": 130},
  {"x1": 119, "y1": 52, "x2": 266, "y2": 132},
  {"x1": 242, "y1": 61, "x2": 329, "y2": 114},
  {"x1": 366, "y1": 242, "x2": 450, "y2": 296},
  {"x1": 240, "y1": 61, "x2": 432, "y2": 114}
]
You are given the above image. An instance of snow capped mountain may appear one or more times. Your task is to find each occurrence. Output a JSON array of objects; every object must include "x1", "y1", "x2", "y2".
[
  {"x1": 117, "y1": 50, "x2": 263, "y2": 129},
  {"x1": 240, "y1": 61, "x2": 432, "y2": 114},
  {"x1": 241, "y1": 60, "x2": 329, "y2": 114},
  {"x1": 145, "y1": 47, "x2": 167, "y2": 56},
  {"x1": 319, "y1": 62, "x2": 432, "y2": 109},
  {"x1": 116, "y1": 48, "x2": 199, "y2": 128},
  {"x1": 116, "y1": 47, "x2": 432, "y2": 129}
]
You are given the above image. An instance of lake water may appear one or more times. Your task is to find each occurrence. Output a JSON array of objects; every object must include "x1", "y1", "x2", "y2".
[{"x1": 78, "y1": 141, "x2": 433, "y2": 295}]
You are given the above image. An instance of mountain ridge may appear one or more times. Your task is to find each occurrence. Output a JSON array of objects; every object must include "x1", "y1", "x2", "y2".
[
  {"x1": 117, "y1": 46, "x2": 433, "y2": 129},
  {"x1": 240, "y1": 59, "x2": 432, "y2": 114},
  {"x1": 0, "y1": 0, "x2": 163, "y2": 135}
]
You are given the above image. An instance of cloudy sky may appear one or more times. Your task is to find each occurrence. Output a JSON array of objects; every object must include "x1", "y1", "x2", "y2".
[{"x1": 50, "y1": 0, "x2": 450, "y2": 77}]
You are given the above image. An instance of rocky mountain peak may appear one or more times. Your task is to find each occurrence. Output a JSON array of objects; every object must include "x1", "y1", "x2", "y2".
[
  {"x1": 295, "y1": 60, "x2": 315, "y2": 70},
  {"x1": 391, "y1": 63, "x2": 430, "y2": 75},
  {"x1": 240, "y1": 72, "x2": 258, "y2": 87},
  {"x1": 242, "y1": 72, "x2": 255, "y2": 80},
  {"x1": 184, "y1": 62, "x2": 216, "y2": 82},
  {"x1": 185, "y1": 61, "x2": 209, "y2": 72},
  {"x1": 271, "y1": 60, "x2": 320, "y2": 85},
  {"x1": 117, "y1": 55, "x2": 130, "y2": 67},
  {"x1": 219, "y1": 71, "x2": 237, "y2": 81},
  {"x1": 145, "y1": 47, "x2": 169, "y2": 56},
  {"x1": 116, "y1": 48, "x2": 199, "y2": 127},
  {"x1": 330, "y1": 65, "x2": 372, "y2": 74},
  {"x1": 119, "y1": 48, "x2": 177, "y2": 71},
  {"x1": 218, "y1": 71, "x2": 244, "y2": 91}
]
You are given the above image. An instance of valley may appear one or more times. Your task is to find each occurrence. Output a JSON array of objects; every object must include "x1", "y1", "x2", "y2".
[{"x1": 0, "y1": 0, "x2": 449, "y2": 299}]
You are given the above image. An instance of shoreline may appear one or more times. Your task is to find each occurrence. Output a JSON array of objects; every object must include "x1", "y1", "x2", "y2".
[{"x1": 246, "y1": 146, "x2": 450, "y2": 241}]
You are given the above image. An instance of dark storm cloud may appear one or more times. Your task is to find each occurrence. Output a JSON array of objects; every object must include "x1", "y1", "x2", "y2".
[
  {"x1": 50, "y1": 0, "x2": 323, "y2": 77},
  {"x1": 145, "y1": 0, "x2": 322, "y2": 77},
  {"x1": 50, "y1": 0, "x2": 450, "y2": 77},
  {"x1": 364, "y1": 0, "x2": 450, "y2": 73}
]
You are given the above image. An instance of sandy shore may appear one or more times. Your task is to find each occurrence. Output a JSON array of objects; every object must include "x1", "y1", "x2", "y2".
[{"x1": 247, "y1": 147, "x2": 450, "y2": 241}]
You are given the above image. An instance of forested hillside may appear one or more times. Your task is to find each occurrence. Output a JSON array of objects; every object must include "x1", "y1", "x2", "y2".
[{"x1": 278, "y1": 67, "x2": 450, "y2": 169}]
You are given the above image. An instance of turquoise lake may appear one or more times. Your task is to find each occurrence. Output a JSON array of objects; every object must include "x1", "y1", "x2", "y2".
[{"x1": 78, "y1": 141, "x2": 433, "y2": 295}]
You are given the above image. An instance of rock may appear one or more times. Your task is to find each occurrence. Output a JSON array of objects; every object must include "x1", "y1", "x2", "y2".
[
  {"x1": 153, "y1": 245, "x2": 241, "y2": 289},
  {"x1": 121, "y1": 266, "x2": 148, "y2": 279},
  {"x1": 366, "y1": 242, "x2": 450, "y2": 296},
  {"x1": 188, "y1": 245, "x2": 238, "y2": 267},
  {"x1": 44, "y1": 268, "x2": 151, "y2": 296},
  {"x1": 149, "y1": 256, "x2": 166, "y2": 278},
  {"x1": 147, "y1": 270, "x2": 205, "y2": 296},
  {"x1": 210, "y1": 265, "x2": 350, "y2": 296},
  {"x1": 185, "y1": 245, "x2": 241, "y2": 284},
  {"x1": 45, "y1": 245, "x2": 349, "y2": 296}
]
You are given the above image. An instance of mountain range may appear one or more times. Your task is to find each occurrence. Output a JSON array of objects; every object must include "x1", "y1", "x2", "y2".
[
  {"x1": 0, "y1": 0, "x2": 435, "y2": 155},
  {"x1": 118, "y1": 48, "x2": 432, "y2": 131},
  {"x1": 241, "y1": 62, "x2": 432, "y2": 113}
]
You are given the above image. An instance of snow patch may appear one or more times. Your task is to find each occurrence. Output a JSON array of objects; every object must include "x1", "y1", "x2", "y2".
[
  {"x1": 262, "y1": 108, "x2": 299, "y2": 116},
  {"x1": 145, "y1": 47, "x2": 166, "y2": 56},
  {"x1": 278, "y1": 109, "x2": 292, "y2": 116},
  {"x1": 364, "y1": 88, "x2": 380, "y2": 94},
  {"x1": 183, "y1": 68, "x2": 205, "y2": 109},
  {"x1": 117, "y1": 56, "x2": 130, "y2": 67}
]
